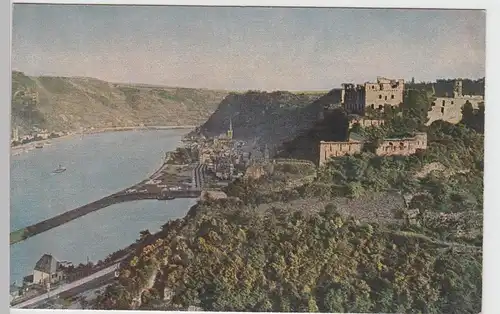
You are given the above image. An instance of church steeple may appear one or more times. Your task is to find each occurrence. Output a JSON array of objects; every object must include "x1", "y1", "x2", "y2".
[{"x1": 227, "y1": 117, "x2": 233, "y2": 139}]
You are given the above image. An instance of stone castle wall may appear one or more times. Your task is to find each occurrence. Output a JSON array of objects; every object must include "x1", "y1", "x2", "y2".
[
  {"x1": 349, "y1": 118, "x2": 385, "y2": 128},
  {"x1": 318, "y1": 132, "x2": 427, "y2": 166},
  {"x1": 375, "y1": 132, "x2": 427, "y2": 156},
  {"x1": 319, "y1": 140, "x2": 363, "y2": 165}
]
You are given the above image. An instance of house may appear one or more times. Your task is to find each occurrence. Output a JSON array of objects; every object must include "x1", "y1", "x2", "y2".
[{"x1": 32, "y1": 254, "x2": 65, "y2": 285}]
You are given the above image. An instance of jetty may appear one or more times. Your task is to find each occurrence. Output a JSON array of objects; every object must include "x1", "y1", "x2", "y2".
[{"x1": 10, "y1": 158, "x2": 203, "y2": 245}]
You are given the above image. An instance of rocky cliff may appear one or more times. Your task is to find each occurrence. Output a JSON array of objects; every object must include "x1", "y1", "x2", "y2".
[{"x1": 11, "y1": 71, "x2": 228, "y2": 135}]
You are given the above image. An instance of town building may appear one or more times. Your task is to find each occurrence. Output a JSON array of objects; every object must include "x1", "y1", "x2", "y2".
[
  {"x1": 427, "y1": 79, "x2": 484, "y2": 125},
  {"x1": 342, "y1": 77, "x2": 405, "y2": 114},
  {"x1": 32, "y1": 254, "x2": 65, "y2": 285}
]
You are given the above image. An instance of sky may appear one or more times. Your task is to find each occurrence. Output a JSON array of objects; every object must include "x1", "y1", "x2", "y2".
[{"x1": 11, "y1": 5, "x2": 486, "y2": 91}]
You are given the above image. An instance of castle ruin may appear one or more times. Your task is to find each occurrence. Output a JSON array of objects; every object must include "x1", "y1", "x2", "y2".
[
  {"x1": 348, "y1": 115, "x2": 385, "y2": 128},
  {"x1": 426, "y1": 79, "x2": 484, "y2": 125},
  {"x1": 342, "y1": 77, "x2": 405, "y2": 114},
  {"x1": 318, "y1": 132, "x2": 427, "y2": 166},
  {"x1": 375, "y1": 133, "x2": 427, "y2": 156}
]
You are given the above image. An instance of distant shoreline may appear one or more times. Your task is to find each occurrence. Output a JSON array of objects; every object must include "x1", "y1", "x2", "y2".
[{"x1": 10, "y1": 125, "x2": 196, "y2": 156}]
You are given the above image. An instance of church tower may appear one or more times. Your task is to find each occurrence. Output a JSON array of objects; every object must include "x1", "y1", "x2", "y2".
[{"x1": 227, "y1": 117, "x2": 233, "y2": 139}]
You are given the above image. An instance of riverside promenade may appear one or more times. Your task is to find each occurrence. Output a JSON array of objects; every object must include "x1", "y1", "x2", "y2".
[{"x1": 10, "y1": 158, "x2": 202, "y2": 245}]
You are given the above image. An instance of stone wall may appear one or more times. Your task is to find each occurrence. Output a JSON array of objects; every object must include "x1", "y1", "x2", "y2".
[
  {"x1": 319, "y1": 140, "x2": 363, "y2": 166},
  {"x1": 375, "y1": 132, "x2": 427, "y2": 156},
  {"x1": 319, "y1": 132, "x2": 427, "y2": 165},
  {"x1": 349, "y1": 118, "x2": 385, "y2": 128}
]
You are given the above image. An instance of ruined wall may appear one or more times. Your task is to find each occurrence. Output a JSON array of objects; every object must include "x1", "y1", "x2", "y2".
[
  {"x1": 319, "y1": 140, "x2": 363, "y2": 166},
  {"x1": 318, "y1": 132, "x2": 427, "y2": 164},
  {"x1": 364, "y1": 77, "x2": 404, "y2": 110},
  {"x1": 343, "y1": 77, "x2": 404, "y2": 114},
  {"x1": 349, "y1": 118, "x2": 385, "y2": 128},
  {"x1": 427, "y1": 95, "x2": 483, "y2": 125},
  {"x1": 375, "y1": 132, "x2": 427, "y2": 156}
]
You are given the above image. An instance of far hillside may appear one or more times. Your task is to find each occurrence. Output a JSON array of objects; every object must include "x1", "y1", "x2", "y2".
[{"x1": 11, "y1": 71, "x2": 229, "y2": 135}]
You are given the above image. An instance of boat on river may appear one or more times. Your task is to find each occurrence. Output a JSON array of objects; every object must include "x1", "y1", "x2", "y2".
[
  {"x1": 52, "y1": 164, "x2": 66, "y2": 174},
  {"x1": 34, "y1": 143, "x2": 44, "y2": 149}
]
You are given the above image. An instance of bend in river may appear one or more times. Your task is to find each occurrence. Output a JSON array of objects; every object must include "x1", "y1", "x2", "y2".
[{"x1": 10, "y1": 129, "x2": 195, "y2": 285}]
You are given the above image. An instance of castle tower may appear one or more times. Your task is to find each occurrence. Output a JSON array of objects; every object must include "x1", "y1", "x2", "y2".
[
  {"x1": 227, "y1": 117, "x2": 233, "y2": 139},
  {"x1": 453, "y1": 80, "x2": 463, "y2": 98}
]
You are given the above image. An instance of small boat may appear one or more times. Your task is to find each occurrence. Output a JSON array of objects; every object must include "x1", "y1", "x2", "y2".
[
  {"x1": 53, "y1": 164, "x2": 66, "y2": 174},
  {"x1": 35, "y1": 143, "x2": 44, "y2": 149}
]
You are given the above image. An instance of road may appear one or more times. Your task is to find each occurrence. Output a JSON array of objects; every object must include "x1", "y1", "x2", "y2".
[
  {"x1": 192, "y1": 164, "x2": 207, "y2": 189},
  {"x1": 12, "y1": 262, "x2": 122, "y2": 309}
]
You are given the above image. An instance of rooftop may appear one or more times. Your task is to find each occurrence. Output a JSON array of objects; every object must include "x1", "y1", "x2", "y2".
[{"x1": 34, "y1": 254, "x2": 60, "y2": 274}]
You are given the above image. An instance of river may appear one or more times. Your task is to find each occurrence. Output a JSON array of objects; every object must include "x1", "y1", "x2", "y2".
[{"x1": 10, "y1": 129, "x2": 196, "y2": 285}]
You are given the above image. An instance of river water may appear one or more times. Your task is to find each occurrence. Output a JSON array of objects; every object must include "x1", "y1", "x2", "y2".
[{"x1": 10, "y1": 129, "x2": 196, "y2": 285}]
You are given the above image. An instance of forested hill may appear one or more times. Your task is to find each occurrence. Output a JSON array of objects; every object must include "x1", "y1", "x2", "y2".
[
  {"x1": 197, "y1": 89, "x2": 345, "y2": 150},
  {"x1": 11, "y1": 71, "x2": 228, "y2": 135}
]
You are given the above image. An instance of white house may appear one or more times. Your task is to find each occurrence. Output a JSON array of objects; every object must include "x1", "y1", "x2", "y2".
[{"x1": 32, "y1": 254, "x2": 65, "y2": 285}]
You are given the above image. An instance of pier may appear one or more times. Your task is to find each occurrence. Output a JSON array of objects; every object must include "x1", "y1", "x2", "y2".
[{"x1": 10, "y1": 189, "x2": 202, "y2": 245}]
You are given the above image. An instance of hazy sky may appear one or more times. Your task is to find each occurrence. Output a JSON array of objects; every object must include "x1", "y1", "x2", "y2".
[{"x1": 12, "y1": 5, "x2": 486, "y2": 91}]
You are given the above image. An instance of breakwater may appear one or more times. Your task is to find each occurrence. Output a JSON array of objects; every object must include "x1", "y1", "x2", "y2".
[
  {"x1": 10, "y1": 192, "x2": 155, "y2": 245},
  {"x1": 10, "y1": 189, "x2": 202, "y2": 245}
]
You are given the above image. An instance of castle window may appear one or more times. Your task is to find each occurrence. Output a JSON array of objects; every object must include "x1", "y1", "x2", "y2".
[
  {"x1": 378, "y1": 105, "x2": 383, "y2": 110},
  {"x1": 379, "y1": 95, "x2": 382, "y2": 99},
  {"x1": 385, "y1": 96, "x2": 388, "y2": 100},
  {"x1": 391, "y1": 94, "x2": 395, "y2": 99},
  {"x1": 451, "y1": 101, "x2": 454, "y2": 105},
  {"x1": 371, "y1": 104, "x2": 375, "y2": 109},
  {"x1": 442, "y1": 100, "x2": 445, "y2": 106},
  {"x1": 431, "y1": 102, "x2": 435, "y2": 106},
  {"x1": 441, "y1": 107, "x2": 445, "y2": 114}
]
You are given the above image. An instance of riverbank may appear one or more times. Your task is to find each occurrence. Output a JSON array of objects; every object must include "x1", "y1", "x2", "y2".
[
  {"x1": 11, "y1": 133, "x2": 76, "y2": 156},
  {"x1": 10, "y1": 125, "x2": 196, "y2": 156}
]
